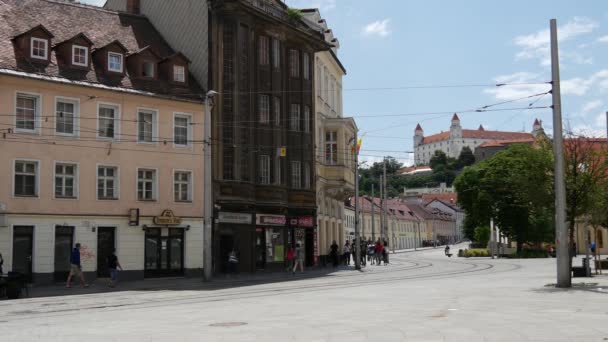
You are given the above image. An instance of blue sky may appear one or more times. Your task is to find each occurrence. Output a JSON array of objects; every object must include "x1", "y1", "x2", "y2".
[{"x1": 82, "y1": 0, "x2": 608, "y2": 166}]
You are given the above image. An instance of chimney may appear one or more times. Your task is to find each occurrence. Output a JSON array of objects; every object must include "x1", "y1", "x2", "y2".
[{"x1": 127, "y1": 0, "x2": 140, "y2": 14}]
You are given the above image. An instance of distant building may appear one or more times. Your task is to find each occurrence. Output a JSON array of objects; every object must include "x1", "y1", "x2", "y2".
[{"x1": 414, "y1": 114, "x2": 544, "y2": 165}]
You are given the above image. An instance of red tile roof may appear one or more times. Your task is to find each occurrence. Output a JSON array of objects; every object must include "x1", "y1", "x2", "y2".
[
  {"x1": 0, "y1": 0, "x2": 202, "y2": 101},
  {"x1": 422, "y1": 129, "x2": 533, "y2": 145},
  {"x1": 422, "y1": 193, "x2": 458, "y2": 205},
  {"x1": 415, "y1": 123, "x2": 423, "y2": 131},
  {"x1": 452, "y1": 113, "x2": 460, "y2": 121},
  {"x1": 477, "y1": 137, "x2": 535, "y2": 148}
]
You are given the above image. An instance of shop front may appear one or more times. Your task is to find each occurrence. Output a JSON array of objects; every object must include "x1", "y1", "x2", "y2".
[{"x1": 143, "y1": 210, "x2": 189, "y2": 278}]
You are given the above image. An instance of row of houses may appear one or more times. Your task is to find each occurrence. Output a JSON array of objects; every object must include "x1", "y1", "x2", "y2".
[{"x1": 0, "y1": 0, "x2": 358, "y2": 282}]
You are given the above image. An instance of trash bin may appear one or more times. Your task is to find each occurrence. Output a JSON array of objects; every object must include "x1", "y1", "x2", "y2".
[
  {"x1": 5, "y1": 272, "x2": 25, "y2": 300},
  {"x1": 582, "y1": 257, "x2": 589, "y2": 270}
]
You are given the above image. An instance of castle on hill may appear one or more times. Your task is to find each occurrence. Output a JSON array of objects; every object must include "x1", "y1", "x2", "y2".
[{"x1": 413, "y1": 114, "x2": 544, "y2": 165}]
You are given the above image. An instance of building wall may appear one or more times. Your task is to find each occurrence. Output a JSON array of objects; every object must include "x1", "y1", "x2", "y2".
[
  {"x1": 104, "y1": 0, "x2": 209, "y2": 90},
  {"x1": 415, "y1": 137, "x2": 492, "y2": 165},
  {"x1": 574, "y1": 222, "x2": 608, "y2": 256},
  {"x1": 0, "y1": 75, "x2": 204, "y2": 282},
  {"x1": 427, "y1": 201, "x2": 464, "y2": 242}
]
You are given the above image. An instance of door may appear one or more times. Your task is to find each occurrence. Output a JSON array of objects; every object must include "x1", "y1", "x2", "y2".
[
  {"x1": 97, "y1": 227, "x2": 116, "y2": 277},
  {"x1": 255, "y1": 228, "x2": 265, "y2": 270},
  {"x1": 54, "y1": 226, "x2": 74, "y2": 282},
  {"x1": 144, "y1": 228, "x2": 184, "y2": 277},
  {"x1": 305, "y1": 228, "x2": 314, "y2": 267},
  {"x1": 12, "y1": 226, "x2": 33, "y2": 282},
  {"x1": 218, "y1": 234, "x2": 234, "y2": 274}
]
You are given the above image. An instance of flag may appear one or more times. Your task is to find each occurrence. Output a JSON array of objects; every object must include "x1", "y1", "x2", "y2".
[{"x1": 356, "y1": 138, "x2": 362, "y2": 155}]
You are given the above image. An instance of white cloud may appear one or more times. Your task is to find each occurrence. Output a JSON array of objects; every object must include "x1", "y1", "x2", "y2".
[
  {"x1": 362, "y1": 19, "x2": 391, "y2": 38},
  {"x1": 595, "y1": 112, "x2": 607, "y2": 126},
  {"x1": 513, "y1": 17, "x2": 598, "y2": 66},
  {"x1": 581, "y1": 100, "x2": 603, "y2": 113},
  {"x1": 598, "y1": 35, "x2": 608, "y2": 43}
]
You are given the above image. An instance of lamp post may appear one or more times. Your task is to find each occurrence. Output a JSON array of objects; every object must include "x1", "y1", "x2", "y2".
[{"x1": 203, "y1": 90, "x2": 218, "y2": 281}]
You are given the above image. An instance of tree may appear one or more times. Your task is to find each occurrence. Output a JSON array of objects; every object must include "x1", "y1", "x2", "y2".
[
  {"x1": 474, "y1": 226, "x2": 491, "y2": 246},
  {"x1": 429, "y1": 150, "x2": 448, "y2": 170},
  {"x1": 457, "y1": 146, "x2": 476, "y2": 168},
  {"x1": 454, "y1": 144, "x2": 554, "y2": 251}
]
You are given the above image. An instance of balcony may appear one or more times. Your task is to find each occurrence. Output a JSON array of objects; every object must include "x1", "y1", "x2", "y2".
[{"x1": 318, "y1": 162, "x2": 355, "y2": 199}]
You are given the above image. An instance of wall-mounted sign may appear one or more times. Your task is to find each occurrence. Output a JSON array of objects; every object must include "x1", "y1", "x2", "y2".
[
  {"x1": 128, "y1": 208, "x2": 140, "y2": 226},
  {"x1": 218, "y1": 212, "x2": 252, "y2": 225},
  {"x1": 289, "y1": 216, "x2": 314, "y2": 227},
  {"x1": 256, "y1": 214, "x2": 286, "y2": 226},
  {"x1": 153, "y1": 209, "x2": 182, "y2": 226}
]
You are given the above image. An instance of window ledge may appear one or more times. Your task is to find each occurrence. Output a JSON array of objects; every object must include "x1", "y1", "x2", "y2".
[
  {"x1": 98, "y1": 197, "x2": 119, "y2": 201},
  {"x1": 138, "y1": 199, "x2": 157, "y2": 202},
  {"x1": 55, "y1": 196, "x2": 77, "y2": 200},
  {"x1": 14, "y1": 194, "x2": 38, "y2": 198},
  {"x1": 175, "y1": 200, "x2": 193, "y2": 204}
]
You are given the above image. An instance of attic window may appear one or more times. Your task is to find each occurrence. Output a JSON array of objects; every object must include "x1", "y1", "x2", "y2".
[
  {"x1": 31, "y1": 38, "x2": 48, "y2": 60},
  {"x1": 173, "y1": 65, "x2": 185, "y2": 83},
  {"x1": 72, "y1": 45, "x2": 88, "y2": 67},
  {"x1": 142, "y1": 61, "x2": 155, "y2": 78},
  {"x1": 108, "y1": 52, "x2": 123, "y2": 73}
]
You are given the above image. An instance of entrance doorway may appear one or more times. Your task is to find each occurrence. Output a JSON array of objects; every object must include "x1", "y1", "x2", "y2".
[
  {"x1": 218, "y1": 234, "x2": 235, "y2": 274},
  {"x1": 255, "y1": 228, "x2": 265, "y2": 270},
  {"x1": 144, "y1": 228, "x2": 184, "y2": 277},
  {"x1": 54, "y1": 226, "x2": 74, "y2": 282},
  {"x1": 97, "y1": 227, "x2": 116, "y2": 278},
  {"x1": 12, "y1": 226, "x2": 33, "y2": 282},
  {"x1": 305, "y1": 229, "x2": 314, "y2": 267}
]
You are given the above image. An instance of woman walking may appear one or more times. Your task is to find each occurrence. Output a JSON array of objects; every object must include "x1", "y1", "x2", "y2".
[
  {"x1": 286, "y1": 245, "x2": 295, "y2": 272},
  {"x1": 343, "y1": 241, "x2": 351, "y2": 265},
  {"x1": 330, "y1": 240, "x2": 339, "y2": 267},
  {"x1": 293, "y1": 243, "x2": 304, "y2": 274}
]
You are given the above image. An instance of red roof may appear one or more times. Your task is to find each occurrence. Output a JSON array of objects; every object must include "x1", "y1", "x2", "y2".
[
  {"x1": 422, "y1": 129, "x2": 533, "y2": 145},
  {"x1": 478, "y1": 125, "x2": 485, "y2": 131},
  {"x1": 534, "y1": 118, "x2": 541, "y2": 125},
  {"x1": 422, "y1": 193, "x2": 458, "y2": 205},
  {"x1": 452, "y1": 113, "x2": 460, "y2": 121},
  {"x1": 415, "y1": 123, "x2": 423, "y2": 131},
  {"x1": 477, "y1": 138, "x2": 535, "y2": 148}
]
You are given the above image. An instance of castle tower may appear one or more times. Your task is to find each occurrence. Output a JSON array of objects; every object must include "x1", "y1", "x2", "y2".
[
  {"x1": 414, "y1": 123, "x2": 424, "y2": 147},
  {"x1": 450, "y1": 113, "x2": 462, "y2": 138},
  {"x1": 532, "y1": 118, "x2": 544, "y2": 137}
]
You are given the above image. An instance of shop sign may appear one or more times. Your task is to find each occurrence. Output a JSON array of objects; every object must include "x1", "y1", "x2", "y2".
[
  {"x1": 218, "y1": 212, "x2": 252, "y2": 224},
  {"x1": 289, "y1": 216, "x2": 314, "y2": 227},
  {"x1": 128, "y1": 208, "x2": 140, "y2": 226},
  {"x1": 256, "y1": 214, "x2": 286, "y2": 226},
  {"x1": 153, "y1": 209, "x2": 182, "y2": 226}
]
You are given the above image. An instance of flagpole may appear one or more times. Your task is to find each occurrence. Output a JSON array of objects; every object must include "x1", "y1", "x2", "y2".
[{"x1": 354, "y1": 130, "x2": 361, "y2": 270}]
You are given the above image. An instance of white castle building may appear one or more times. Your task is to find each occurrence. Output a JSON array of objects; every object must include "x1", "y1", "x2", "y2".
[{"x1": 414, "y1": 114, "x2": 544, "y2": 165}]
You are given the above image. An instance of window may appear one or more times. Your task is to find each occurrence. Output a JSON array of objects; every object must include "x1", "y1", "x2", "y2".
[
  {"x1": 325, "y1": 131, "x2": 338, "y2": 165},
  {"x1": 259, "y1": 155, "x2": 271, "y2": 185},
  {"x1": 289, "y1": 104, "x2": 300, "y2": 131},
  {"x1": 273, "y1": 97, "x2": 281, "y2": 126},
  {"x1": 142, "y1": 61, "x2": 155, "y2": 78},
  {"x1": 55, "y1": 163, "x2": 77, "y2": 198},
  {"x1": 108, "y1": 52, "x2": 123, "y2": 72},
  {"x1": 98, "y1": 104, "x2": 118, "y2": 139},
  {"x1": 303, "y1": 53, "x2": 310, "y2": 80},
  {"x1": 324, "y1": 68, "x2": 329, "y2": 100},
  {"x1": 174, "y1": 114, "x2": 191, "y2": 147},
  {"x1": 138, "y1": 109, "x2": 156, "y2": 143},
  {"x1": 56, "y1": 98, "x2": 77, "y2": 135},
  {"x1": 303, "y1": 105, "x2": 310, "y2": 133},
  {"x1": 173, "y1": 65, "x2": 185, "y2": 82},
  {"x1": 72, "y1": 45, "x2": 88, "y2": 66},
  {"x1": 16, "y1": 93, "x2": 38, "y2": 132},
  {"x1": 97, "y1": 166, "x2": 118, "y2": 200},
  {"x1": 303, "y1": 162, "x2": 310, "y2": 189},
  {"x1": 137, "y1": 169, "x2": 156, "y2": 201},
  {"x1": 289, "y1": 49, "x2": 299, "y2": 78},
  {"x1": 14, "y1": 160, "x2": 38, "y2": 197},
  {"x1": 316, "y1": 63, "x2": 322, "y2": 97},
  {"x1": 174, "y1": 171, "x2": 192, "y2": 202},
  {"x1": 31, "y1": 38, "x2": 48, "y2": 60},
  {"x1": 259, "y1": 95, "x2": 270, "y2": 124},
  {"x1": 259, "y1": 35, "x2": 269, "y2": 65},
  {"x1": 272, "y1": 38, "x2": 280, "y2": 68},
  {"x1": 274, "y1": 153, "x2": 281, "y2": 185},
  {"x1": 291, "y1": 161, "x2": 301, "y2": 189},
  {"x1": 330, "y1": 78, "x2": 335, "y2": 109}
]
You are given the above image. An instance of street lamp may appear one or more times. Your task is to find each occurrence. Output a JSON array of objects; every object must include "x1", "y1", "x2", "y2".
[{"x1": 203, "y1": 90, "x2": 218, "y2": 281}]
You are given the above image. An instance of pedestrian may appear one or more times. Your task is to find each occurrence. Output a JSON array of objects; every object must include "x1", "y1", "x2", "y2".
[
  {"x1": 330, "y1": 240, "x2": 339, "y2": 267},
  {"x1": 286, "y1": 245, "x2": 295, "y2": 272},
  {"x1": 445, "y1": 245, "x2": 450, "y2": 256},
  {"x1": 0, "y1": 253, "x2": 4, "y2": 275},
  {"x1": 66, "y1": 243, "x2": 88, "y2": 288},
  {"x1": 572, "y1": 242, "x2": 577, "y2": 257},
  {"x1": 360, "y1": 237, "x2": 367, "y2": 266},
  {"x1": 107, "y1": 249, "x2": 122, "y2": 288},
  {"x1": 367, "y1": 241, "x2": 375, "y2": 265},
  {"x1": 383, "y1": 241, "x2": 389, "y2": 265},
  {"x1": 343, "y1": 241, "x2": 351, "y2": 265},
  {"x1": 375, "y1": 240, "x2": 383, "y2": 266},
  {"x1": 293, "y1": 243, "x2": 304, "y2": 274},
  {"x1": 227, "y1": 248, "x2": 239, "y2": 276},
  {"x1": 590, "y1": 241, "x2": 596, "y2": 256}
]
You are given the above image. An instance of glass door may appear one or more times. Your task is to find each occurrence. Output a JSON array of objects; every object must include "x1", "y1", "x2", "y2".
[
  {"x1": 97, "y1": 227, "x2": 116, "y2": 277},
  {"x1": 144, "y1": 228, "x2": 184, "y2": 277},
  {"x1": 54, "y1": 226, "x2": 74, "y2": 282},
  {"x1": 13, "y1": 226, "x2": 34, "y2": 282}
]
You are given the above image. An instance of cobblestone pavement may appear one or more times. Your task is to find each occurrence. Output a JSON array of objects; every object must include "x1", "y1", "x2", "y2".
[{"x1": 1, "y1": 244, "x2": 607, "y2": 342}]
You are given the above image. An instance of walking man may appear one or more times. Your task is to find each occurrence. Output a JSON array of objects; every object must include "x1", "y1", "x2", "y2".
[
  {"x1": 66, "y1": 243, "x2": 88, "y2": 288},
  {"x1": 107, "y1": 249, "x2": 122, "y2": 288},
  {"x1": 293, "y1": 243, "x2": 304, "y2": 274},
  {"x1": 343, "y1": 240, "x2": 351, "y2": 265}
]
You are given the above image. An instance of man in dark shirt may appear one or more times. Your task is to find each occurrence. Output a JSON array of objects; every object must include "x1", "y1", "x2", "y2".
[
  {"x1": 107, "y1": 249, "x2": 122, "y2": 288},
  {"x1": 66, "y1": 243, "x2": 88, "y2": 288}
]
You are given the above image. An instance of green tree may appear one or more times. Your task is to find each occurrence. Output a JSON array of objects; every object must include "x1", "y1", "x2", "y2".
[
  {"x1": 474, "y1": 226, "x2": 491, "y2": 246},
  {"x1": 457, "y1": 146, "x2": 476, "y2": 168},
  {"x1": 429, "y1": 150, "x2": 448, "y2": 170},
  {"x1": 454, "y1": 144, "x2": 554, "y2": 251}
]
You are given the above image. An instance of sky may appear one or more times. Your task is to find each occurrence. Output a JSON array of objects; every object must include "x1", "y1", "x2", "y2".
[{"x1": 81, "y1": 0, "x2": 608, "y2": 166}]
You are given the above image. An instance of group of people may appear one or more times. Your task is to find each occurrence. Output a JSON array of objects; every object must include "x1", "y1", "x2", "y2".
[
  {"x1": 337, "y1": 238, "x2": 390, "y2": 267},
  {"x1": 65, "y1": 243, "x2": 123, "y2": 289}
]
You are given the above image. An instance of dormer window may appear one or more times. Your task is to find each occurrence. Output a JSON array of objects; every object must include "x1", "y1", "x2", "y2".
[
  {"x1": 108, "y1": 52, "x2": 123, "y2": 73},
  {"x1": 31, "y1": 37, "x2": 48, "y2": 60},
  {"x1": 72, "y1": 45, "x2": 88, "y2": 67},
  {"x1": 142, "y1": 61, "x2": 155, "y2": 78},
  {"x1": 173, "y1": 65, "x2": 185, "y2": 82}
]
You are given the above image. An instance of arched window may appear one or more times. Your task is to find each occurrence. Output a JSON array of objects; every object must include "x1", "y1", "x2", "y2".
[{"x1": 598, "y1": 229, "x2": 604, "y2": 249}]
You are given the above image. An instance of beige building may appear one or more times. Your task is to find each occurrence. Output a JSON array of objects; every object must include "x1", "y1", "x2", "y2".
[
  {"x1": 406, "y1": 202, "x2": 456, "y2": 245},
  {"x1": 302, "y1": 9, "x2": 357, "y2": 258},
  {"x1": 574, "y1": 220, "x2": 607, "y2": 257},
  {"x1": 0, "y1": 1, "x2": 205, "y2": 283}
]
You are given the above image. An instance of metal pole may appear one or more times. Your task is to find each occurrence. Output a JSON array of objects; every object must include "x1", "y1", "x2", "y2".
[
  {"x1": 383, "y1": 158, "x2": 387, "y2": 241},
  {"x1": 551, "y1": 19, "x2": 571, "y2": 288},
  {"x1": 379, "y1": 174, "x2": 383, "y2": 240},
  {"x1": 490, "y1": 218, "x2": 495, "y2": 259},
  {"x1": 203, "y1": 91, "x2": 217, "y2": 281},
  {"x1": 354, "y1": 130, "x2": 361, "y2": 270},
  {"x1": 371, "y1": 183, "x2": 375, "y2": 241}
]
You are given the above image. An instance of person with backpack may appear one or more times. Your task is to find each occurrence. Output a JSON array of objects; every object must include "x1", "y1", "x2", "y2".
[
  {"x1": 107, "y1": 249, "x2": 122, "y2": 288},
  {"x1": 293, "y1": 243, "x2": 304, "y2": 274}
]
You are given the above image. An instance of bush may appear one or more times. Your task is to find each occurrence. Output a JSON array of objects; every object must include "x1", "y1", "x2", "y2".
[
  {"x1": 460, "y1": 248, "x2": 490, "y2": 258},
  {"x1": 511, "y1": 249, "x2": 549, "y2": 258}
]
